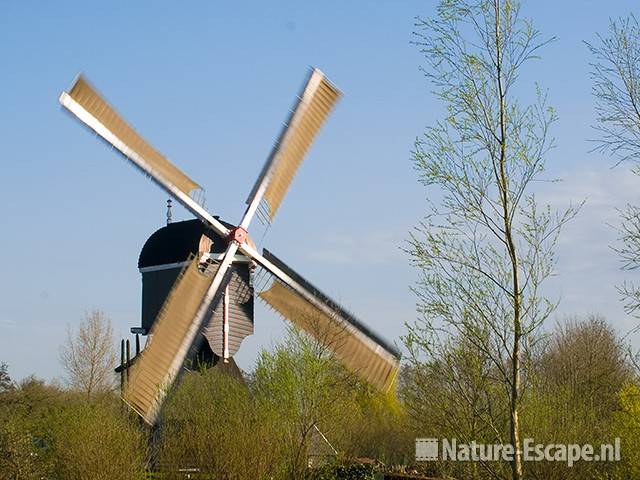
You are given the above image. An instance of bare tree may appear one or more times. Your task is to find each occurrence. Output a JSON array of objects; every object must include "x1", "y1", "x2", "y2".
[
  {"x1": 522, "y1": 315, "x2": 634, "y2": 480},
  {"x1": 59, "y1": 310, "x2": 117, "y2": 398},
  {"x1": 587, "y1": 16, "x2": 640, "y2": 317},
  {"x1": 405, "y1": 1, "x2": 578, "y2": 478},
  {"x1": 0, "y1": 363, "x2": 13, "y2": 393},
  {"x1": 539, "y1": 315, "x2": 633, "y2": 411},
  {"x1": 588, "y1": 15, "x2": 640, "y2": 164}
]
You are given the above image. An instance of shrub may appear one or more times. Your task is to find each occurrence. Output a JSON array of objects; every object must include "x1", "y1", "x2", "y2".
[
  {"x1": 46, "y1": 397, "x2": 147, "y2": 480},
  {"x1": 306, "y1": 461, "x2": 378, "y2": 480},
  {"x1": 157, "y1": 368, "x2": 288, "y2": 480}
]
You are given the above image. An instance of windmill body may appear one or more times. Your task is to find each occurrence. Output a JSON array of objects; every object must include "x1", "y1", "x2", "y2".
[
  {"x1": 137, "y1": 218, "x2": 254, "y2": 365},
  {"x1": 59, "y1": 68, "x2": 401, "y2": 425}
]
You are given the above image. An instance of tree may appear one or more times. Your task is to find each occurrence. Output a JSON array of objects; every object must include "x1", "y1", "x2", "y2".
[
  {"x1": 405, "y1": 1, "x2": 578, "y2": 478},
  {"x1": 522, "y1": 315, "x2": 633, "y2": 480},
  {"x1": 159, "y1": 368, "x2": 287, "y2": 480},
  {"x1": 59, "y1": 310, "x2": 116, "y2": 398},
  {"x1": 538, "y1": 315, "x2": 632, "y2": 413},
  {"x1": 587, "y1": 16, "x2": 640, "y2": 317},
  {"x1": 0, "y1": 363, "x2": 13, "y2": 393},
  {"x1": 252, "y1": 327, "x2": 361, "y2": 479}
]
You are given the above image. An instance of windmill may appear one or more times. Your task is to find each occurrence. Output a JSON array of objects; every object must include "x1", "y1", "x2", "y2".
[{"x1": 59, "y1": 68, "x2": 400, "y2": 426}]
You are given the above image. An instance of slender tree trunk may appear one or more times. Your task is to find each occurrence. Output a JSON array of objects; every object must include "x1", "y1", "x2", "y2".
[{"x1": 494, "y1": 1, "x2": 523, "y2": 478}]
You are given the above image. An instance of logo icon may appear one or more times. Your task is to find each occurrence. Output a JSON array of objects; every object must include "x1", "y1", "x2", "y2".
[{"x1": 416, "y1": 438, "x2": 438, "y2": 461}]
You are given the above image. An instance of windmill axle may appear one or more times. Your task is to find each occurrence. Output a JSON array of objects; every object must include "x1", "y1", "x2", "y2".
[{"x1": 229, "y1": 226, "x2": 248, "y2": 245}]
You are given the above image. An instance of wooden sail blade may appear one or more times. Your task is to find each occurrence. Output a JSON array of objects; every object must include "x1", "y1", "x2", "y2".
[
  {"x1": 256, "y1": 250, "x2": 400, "y2": 392},
  {"x1": 60, "y1": 75, "x2": 202, "y2": 199},
  {"x1": 122, "y1": 243, "x2": 240, "y2": 425},
  {"x1": 122, "y1": 256, "x2": 214, "y2": 424},
  {"x1": 59, "y1": 75, "x2": 232, "y2": 238},
  {"x1": 245, "y1": 68, "x2": 341, "y2": 224}
]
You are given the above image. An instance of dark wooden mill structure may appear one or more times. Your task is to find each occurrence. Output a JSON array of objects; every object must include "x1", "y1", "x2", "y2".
[
  {"x1": 117, "y1": 215, "x2": 256, "y2": 384},
  {"x1": 59, "y1": 68, "x2": 401, "y2": 426}
]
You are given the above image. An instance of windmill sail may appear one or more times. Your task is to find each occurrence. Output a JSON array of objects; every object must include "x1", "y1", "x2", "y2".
[
  {"x1": 59, "y1": 75, "x2": 230, "y2": 238},
  {"x1": 60, "y1": 76, "x2": 202, "y2": 199},
  {"x1": 122, "y1": 255, "x2": 215, "y2": 424},
  {"x1": 245, "y1": 68, "x2": 341, "y2": 224},
  {"x1": 256, "y1": 249, "x2": 400, "y2": 392}
]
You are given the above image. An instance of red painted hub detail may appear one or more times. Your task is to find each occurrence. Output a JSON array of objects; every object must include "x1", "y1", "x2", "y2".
[{"x1": 230, "y1": 227, "x2": 248, "y2": 245}]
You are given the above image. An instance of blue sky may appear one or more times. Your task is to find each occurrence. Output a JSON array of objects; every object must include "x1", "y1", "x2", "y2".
[{"x1": 1, "y1": 1, "x2": 638, "y2": 381}]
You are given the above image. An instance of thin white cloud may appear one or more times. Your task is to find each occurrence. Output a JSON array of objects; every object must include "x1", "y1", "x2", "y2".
[
  {"x1": 534, "y1": 165, "x2": 640, "y2": 338},
  {"x1": 304, "y1": 229, "x2": 406, "y2": 266},
  {"x1": 0, "y1": 318, "x2": 17, "y2": 327}
]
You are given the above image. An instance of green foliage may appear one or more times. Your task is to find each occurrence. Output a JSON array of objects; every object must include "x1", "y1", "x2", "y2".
[
  {"x1": 5, "y1": 316, "x2": 638, "y2": 479},
  {"x1": 521, "y1": 386, "x2": 609, "y2": 479},
  {"x1": 401, "y1": 335, "x2": 512, "y2": 479},
  {"x1": 518, "y1": 317, "x2": 635, "y2": 479},
  {"x1": 523, "y1": 315, "x2": 633, "y2": 480},
  {"x1": 158, "y1": 367, "x2": 289, "y2": 480},
  {"x1": 158, "y1": 328, "x2": 410, "y2": 479},
  {"x1": 46, "y1": 398, "x2": 147, "y2": 480},
  {"x1": 609, "y1": 383, "x2": 640, "y2": 479},
  {"x1": 0, "y1": 377, "x2": 146, "y2": 480},
  {"x1": 251, "y1": 328, "x2": 363, "y2": 479},
  {"x1": 339, "y1": 389, "x2": 415, "y2": 466},
  {"x1": 306, "y1": 461, "x2": 378, "y2": 480},
  {"x1": 0, "y1": 416, "x2": 52, "y2": 480}
]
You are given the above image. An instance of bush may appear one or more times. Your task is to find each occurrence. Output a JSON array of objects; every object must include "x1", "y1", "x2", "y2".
[
  {"x1": 306, "y1": 461, "x2": 378, "y2": 480},
  {"x1": 0, "y1": 417, "x2": 52, "y2": 480},
  {"x1": 46, "y1": 397, "x2": 147, "y2": 480},
  {"x1": 0, "y1": 377, "x2": 146, "y2": 480},
  {"x1": 251, "y1": 329, "x2": 366, "y2": 479},
  {"x1": 338, "y1": 388, "x2": 415, "y2": 466},
  {"x1": 157, "y1": 368, "x2": 288, "y2": 480},
  {"x1": 609, "y1": 383, "x2": 640, "y2": 479},
  {"x1": 0, "y1": 376, "x2": 64, "y2": 479}
]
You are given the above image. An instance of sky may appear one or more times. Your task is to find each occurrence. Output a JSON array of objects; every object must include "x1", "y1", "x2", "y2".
[{"x1": 1, "y1": 0, "x2": 639, "y2": 382}]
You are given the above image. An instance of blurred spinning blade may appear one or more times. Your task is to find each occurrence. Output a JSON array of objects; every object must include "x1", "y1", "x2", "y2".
[
  {"x1": 246, "y1": 68, "x2": 341, "y2": 223},
  {"x1": 256, "y1": 250, "x2": 400, "y2": 392},
  {"x1": 60, "y1": 76, "x2": 202, "y2": 199},
  {"x1": 122, "y1": 256, "x2": 215, "y2": 425}
]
